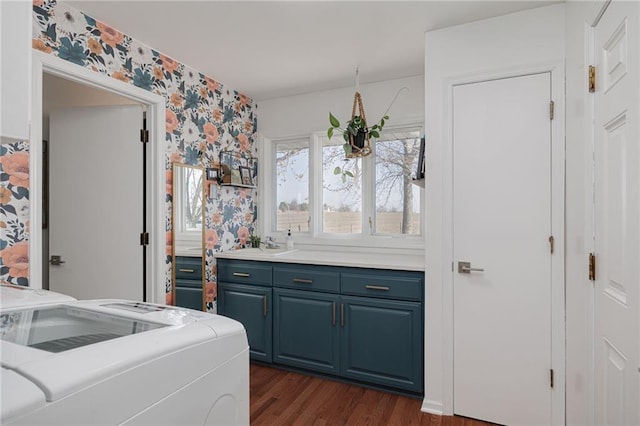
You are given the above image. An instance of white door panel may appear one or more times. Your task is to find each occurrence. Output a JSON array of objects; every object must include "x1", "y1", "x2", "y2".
[
  {"x1": 49, "y1": 105, "x2": 144, "y2": 301},
  {"x1": 453, "y1": 73, "x2": 552, "y2": 425},
  {"x1": 594, "y1": 2, "x2": 639, "y2": 424}
]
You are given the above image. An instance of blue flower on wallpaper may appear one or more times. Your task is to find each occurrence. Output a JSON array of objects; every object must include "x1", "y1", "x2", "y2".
[
  {"x1": 58, "y1": 37, "x2": 86, "y2": 66},
  {"x1": 184, "y1": 90, "x2": 200, "y2": 110},
  {"x1": 222, "y1": 204, "x2": 236, "y2": 222},
  {"x1": 184, "y1": 146, "x2": 201, "y2": 165},
  {"x1": 132, "y1": 68, "x2": 153, "y2": 90},
  {"x1": 223, "y1": 105, "x2": 235, "y2": 123}
]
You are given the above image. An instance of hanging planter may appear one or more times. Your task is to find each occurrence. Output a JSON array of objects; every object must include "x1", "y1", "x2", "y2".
[{"x1": 328, "y1": 92, "x2": 387, "y2": 158}]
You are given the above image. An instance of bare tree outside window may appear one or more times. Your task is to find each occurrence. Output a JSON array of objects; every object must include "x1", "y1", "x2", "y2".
[
  {"x1": 375, "y1": 138, "x2": 421, "y2": 235},
  {"x1": 182, "y1": 167, "x2": 203, "y2": 231}
]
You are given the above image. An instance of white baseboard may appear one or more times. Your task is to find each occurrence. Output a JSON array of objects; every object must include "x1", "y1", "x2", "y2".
[{"x1": 421, "y1": 398, "x2": 444, "y2": 416}]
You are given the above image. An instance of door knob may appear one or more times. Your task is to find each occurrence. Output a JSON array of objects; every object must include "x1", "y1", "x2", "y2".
[
  {"x1": 49, "y1": 255, "x2": 66, "y2": 266},
  {"x1": 458, "y1": 261, "x2": 484, "y2": 274}
]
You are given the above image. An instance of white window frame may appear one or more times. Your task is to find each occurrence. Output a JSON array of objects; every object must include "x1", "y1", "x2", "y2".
[{"x1": 259, "y1": 123, "x2": 424, "y2": 251}]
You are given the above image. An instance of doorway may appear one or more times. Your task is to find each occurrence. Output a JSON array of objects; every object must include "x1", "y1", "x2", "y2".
[
  {"x1": 451, "y1": 72, "x2": 558, "y2": 425},
  {"x1": 43, "y1": 74, "x2": 146, "y2": 300},
  {"x1": 30, "y1": 51, "x2": 166, "y2": 304}
]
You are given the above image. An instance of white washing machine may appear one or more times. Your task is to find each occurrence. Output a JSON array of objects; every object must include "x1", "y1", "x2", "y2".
[{"x1": 0, "y1": 284, "x2": 249, "y2": 425}]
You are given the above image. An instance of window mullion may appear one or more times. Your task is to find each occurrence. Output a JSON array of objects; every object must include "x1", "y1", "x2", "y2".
[
  {"x1": 362, "y1": 143, "x2": 375, "y2": 235},
  {"x1": 310, "y1": 133, "x2": 322, "y2": 237}
]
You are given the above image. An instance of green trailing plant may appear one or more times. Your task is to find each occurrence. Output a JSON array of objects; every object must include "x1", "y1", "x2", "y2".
[{"x1": 327, "y1": 113, "x2": 389, "y2": 156}]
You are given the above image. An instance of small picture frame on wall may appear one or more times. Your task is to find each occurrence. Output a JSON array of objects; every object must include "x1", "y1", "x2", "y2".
[
  {"x1": 206, "y1": 167, "x2": 219, "y2": 182},
  {"x1": 239, "y1": 166, "x2": 253, "y2": 186}
]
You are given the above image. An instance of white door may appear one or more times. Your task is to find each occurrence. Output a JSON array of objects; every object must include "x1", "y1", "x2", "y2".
[
  {"x1": 49, "y1": 105, "x2": 144, "y2": 301},
  {"x1": 593, "y1": 2, "x2": 640, "y2": 424},
  {"x1": 452, "y1": 73, "x2": 553, "y2": 425}
]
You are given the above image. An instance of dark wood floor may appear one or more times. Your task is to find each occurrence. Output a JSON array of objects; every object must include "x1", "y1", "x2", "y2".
[{"x1": 250, "y1": 364, "x2": 495, "y2": 426}]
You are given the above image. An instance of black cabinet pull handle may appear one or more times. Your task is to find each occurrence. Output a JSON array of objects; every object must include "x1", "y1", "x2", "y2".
[
  {"x1": 341, "y1": 303, "x2": 345, "y2": 327},
  {"x1": 293, "y1": 278, "x2": 313, "y2": 284},
  {"x1": 233, "y1": 272, "x2": 251, "y2": 277},
  {"x1": 263, "y1": 295, "x2": 267, "y2": 317},
  {"x1": 179, "y1": 268, "x2": 195, "y2": 273},
  {"x1": 332, "y1": 302, "x2": 336, "y2": 326}
]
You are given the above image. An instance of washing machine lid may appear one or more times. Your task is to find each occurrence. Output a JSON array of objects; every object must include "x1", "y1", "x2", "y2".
[
  {"x1": 1, "y1": 368, "x2": 47, "y2": 421},
  {"x1": 0, "y1": 284, "x2": 76, "y2": 310},
  {"x1": 0, "y1": 301, "x2": 229, "y2": 402}
]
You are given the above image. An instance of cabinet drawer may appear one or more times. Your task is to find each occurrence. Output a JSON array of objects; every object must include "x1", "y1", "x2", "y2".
[
  {"x1": 341, "y1": 270, "x2": 423, "y2": 301},
  {"x1": 274, "y1": 265, "x2": 340, "y2": 293},
  {"x1": 218, "y1": 260, "x2": 272, "y2": 286},
  {"x1": 175, "y1": 278, "x2": 202, "y2": 289},
  {"x1": 175, "y1": 257, "x2": 203, "y2": 280},
  {"x1": 175, "y1": 287, "x2": 203, "y2": 311}
]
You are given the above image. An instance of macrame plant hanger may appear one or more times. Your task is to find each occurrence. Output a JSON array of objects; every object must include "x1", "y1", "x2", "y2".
[{"x1": 348, "y1": 68, "x2": 372, "y2": 158}]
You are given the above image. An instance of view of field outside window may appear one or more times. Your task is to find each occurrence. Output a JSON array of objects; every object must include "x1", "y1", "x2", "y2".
[
  {"x1": 274, "y1": 132, "x2": 422, "y2": 236},
  {"x1": 322, "y1": 142, "x2": 363, "y2": 233},
  {"x1": 276, "y1": 141, "x2": 310, "y2": 232},
  {"x1": 374, "y1": 137, "x2": 422, "y2": 235}
]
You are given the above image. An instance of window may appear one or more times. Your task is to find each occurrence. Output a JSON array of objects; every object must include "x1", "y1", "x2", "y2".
[
  {"x1": 174, "y1": 165, "x2": 203, "y2": 239},
  {"x1": 374, "y1": 137, "x2": 422, "y2": 235},
  {"x1": 266, "y1": 125, "x2": 423, "y2": 248},
  {"x1": 275, "y1": 139, "x2": 310, "y2": 233}
]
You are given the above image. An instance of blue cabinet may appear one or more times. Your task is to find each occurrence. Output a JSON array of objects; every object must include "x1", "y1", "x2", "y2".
[
  {"x1": 273, "y1": 288, "x2": 340, "y2": 375},
  {"x1": 174, "y1": 256, "x2": 203, "y2": 311},
  {"x1": 341, "y1": 296, "x2": 423, "y2": 393},
  {"x1": 217, "y1": 259, "x2": 273, "y2": 362},
  {"x1": 216, "y1": 258, "x2": 424, "y2": 395},
  {"x1": 218, "y1": 282, "x2": 272, "y2": 362}
]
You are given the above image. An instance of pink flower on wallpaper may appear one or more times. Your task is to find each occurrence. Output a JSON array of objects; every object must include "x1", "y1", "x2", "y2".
[
  {"x1": 237, "y1": 226, "x2": 250, "y2": 246},
  {"x1": 0, "y1": 187, "x2": 12, "y2": 205},
  {"x1": 0, "y1": 152, "x2": 29, "y2": 187},
  {"x1": 166, "y1": 231, "x2": 172, "y2": 256},
  {"x1": 205, "y1": 282, "x2": 217, "y2": 303},
  {"x1": 160, "y1": 54, "x2": 179, "y2": 73},
  {"x1": 96, "y1": 22, "x2": 124, "y2": 48},
  {"x1": 203, "y1": 123, "x2": 219, "y2": 144},
  {"x1": 205, "y1": 77, "x2": 219, "y2": 93},
  {"x1": 237, "y1": 134, "x2": 249, "y2": 152},
  {"x1": 212, "y1": 212, "x2": 222, "y2": 225},
  {"x1": 239, "y1": 94, "x2": 250, "y2": 106},
  {"x1": 166, "y1": 109, "x2": 179, "y2": 133},
  {"x1": 33, "y1": 0, "x2": 45, "y2": 6},
  {"x1": 1, "y1": 243, "x2": 29, "y2": 278},
  {"x1": 212, "y1": 109, "x2": 223, "y2": 123},
  {"x1": 205, "y1": 229, "x2": 219, "y2": 249},
  {"x1": 165, "y1": 292, "x2": 173, "y2": 306},
  {"x1": 165, "y1": 169, "x2": 172, "y2": 195}
]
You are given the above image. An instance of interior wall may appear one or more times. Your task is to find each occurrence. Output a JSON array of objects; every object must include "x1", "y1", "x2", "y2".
[
  {"x1": 423, "y1": 3, "x2": 566, "y2": 415},
  {"x1": 258, "y1": 75, "x2": 424, "y2": 139},
  {"x1": 12, "y1": 0, "x2": 259, "y2": 312}
]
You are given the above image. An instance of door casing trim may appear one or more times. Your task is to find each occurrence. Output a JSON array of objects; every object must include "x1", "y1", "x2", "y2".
[
  {"x1": 30, "y1": 50, "x2": 167, "y2": 304},
  {"x1": 435, "y1": 61, "x2": 565, "y2": 423}
]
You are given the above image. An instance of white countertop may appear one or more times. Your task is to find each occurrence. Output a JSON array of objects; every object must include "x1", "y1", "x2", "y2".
[{"x1": 214, "y1": 248, "x2": 425, "y2": 271}]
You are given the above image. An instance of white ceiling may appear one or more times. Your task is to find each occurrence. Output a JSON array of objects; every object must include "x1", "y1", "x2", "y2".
[{"x1": 65, "y1": 0, "x2": 558, "y2": 102}]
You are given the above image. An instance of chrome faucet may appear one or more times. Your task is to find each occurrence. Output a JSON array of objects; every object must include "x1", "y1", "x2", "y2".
[{"x1": 264, "y1": 236, "x2": 280, "y2": 249}]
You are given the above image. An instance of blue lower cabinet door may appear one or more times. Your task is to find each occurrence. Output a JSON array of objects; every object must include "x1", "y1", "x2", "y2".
[
  {"x1": 218, "y1": 283, "x2": 272, "y2": 363},
  {"x1": 273, "y1": 288, "x2": 340, "y2": 375},
  {"x1": 340, "y1": 296, "x2": 423, "y2": 393},
  {"x1": 175, "y1": 287, "x2": 203, "y2": 311}
]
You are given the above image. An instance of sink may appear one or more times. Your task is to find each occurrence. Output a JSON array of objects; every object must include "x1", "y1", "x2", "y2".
[{"x1": 234, "y1": 248, "x2": 298, "y2": 257}]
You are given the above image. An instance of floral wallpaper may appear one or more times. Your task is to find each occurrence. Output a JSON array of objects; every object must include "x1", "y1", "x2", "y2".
[
  {"x1": 2, "y1": 0, "x2": 259, "y2": 310},
  {"x1": 0, "y1": 139, "x2": 30, "y2": 286}
]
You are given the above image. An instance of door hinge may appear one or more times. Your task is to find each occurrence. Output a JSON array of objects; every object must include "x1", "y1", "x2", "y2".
[
  {"x1": 549, "y1": 100, "x2": 555, "y2": 120},
  {"x1": 140, "y1": 129, "x2": 149, "y2": 143},
  {"x1": 589, "y1": 253, "x2": 596, "y2": 281},
  {"x1": 589, "y1": 65, "x2": 596, "y2": 93},
  {"x1": 140, "y1": 232, "x2": 149, "y2": 246},
  {"x1": 550, "y1": 369, "x2": 554, "y2": 388},
  {"x1": 548, "y1": 235, "x2": 555, "y2": 254}
]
